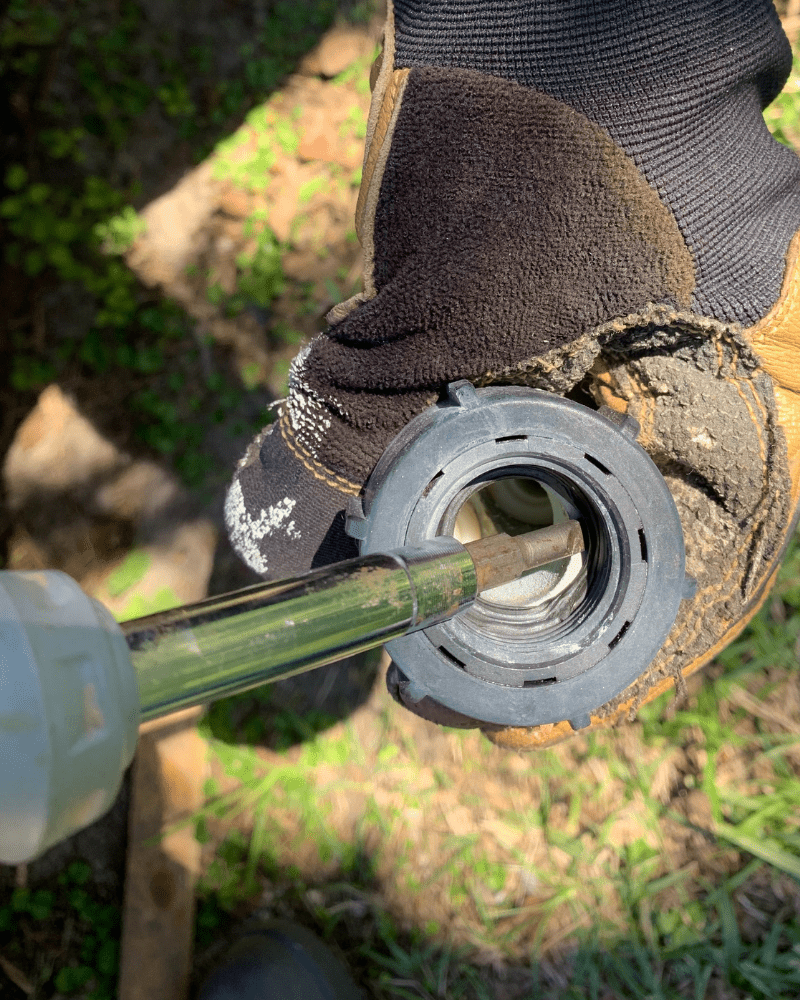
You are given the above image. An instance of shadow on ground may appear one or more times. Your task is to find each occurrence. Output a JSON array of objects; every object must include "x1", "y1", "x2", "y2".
[{"x1": 0, "y1": 2, "x2": 381, "y2": 994}]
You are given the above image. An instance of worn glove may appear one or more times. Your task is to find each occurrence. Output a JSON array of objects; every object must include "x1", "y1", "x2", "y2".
[{"x1": 226, "y1": 0, "x2": 800, "y2": 748}]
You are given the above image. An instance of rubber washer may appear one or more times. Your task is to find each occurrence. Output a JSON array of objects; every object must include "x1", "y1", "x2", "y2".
[{"x1": 346, "y1": 382, "x2": 688, "y2": 731}]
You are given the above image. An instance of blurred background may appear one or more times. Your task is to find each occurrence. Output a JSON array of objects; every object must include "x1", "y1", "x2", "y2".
[{"x1": 1, "y1": 2, "x2": 800, "y2": 998}]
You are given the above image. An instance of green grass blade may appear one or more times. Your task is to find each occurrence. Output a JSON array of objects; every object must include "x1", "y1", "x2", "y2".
[{"x1": 713, "y1": 825, "x2": 800, "y2": 881}]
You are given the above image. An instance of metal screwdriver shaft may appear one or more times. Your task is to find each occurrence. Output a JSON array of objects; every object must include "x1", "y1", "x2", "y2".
[
  {"x1": 123, "y1": 522, "x2": 584, "y2": 721},
  {"x1": 464, "y1": 520, "x2": 585, "y2": 594}
]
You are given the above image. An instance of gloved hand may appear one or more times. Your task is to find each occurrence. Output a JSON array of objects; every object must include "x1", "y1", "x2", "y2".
[{"x1": 226, "y1": 0, "x2": 800, "y2": 748}]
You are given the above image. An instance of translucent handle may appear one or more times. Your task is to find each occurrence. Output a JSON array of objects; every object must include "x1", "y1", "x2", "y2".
[{"x1": 0, "y1": 570, "x2": 139, "y2": 864}]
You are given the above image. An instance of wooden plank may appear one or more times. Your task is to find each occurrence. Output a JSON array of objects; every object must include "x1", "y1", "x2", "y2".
[{"x1": 118, "y1": 708, "x2": 208, "y2": 1000}]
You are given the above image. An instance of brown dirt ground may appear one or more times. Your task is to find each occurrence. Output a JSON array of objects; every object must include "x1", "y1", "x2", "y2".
[{"x1": 191, "y1": 659, "x2": 800, "y2": 985}]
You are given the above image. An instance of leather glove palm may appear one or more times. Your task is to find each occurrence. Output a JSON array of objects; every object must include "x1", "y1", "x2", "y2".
[{"x1": 226, "y1": 0, "x2": 800, "y2": 747}]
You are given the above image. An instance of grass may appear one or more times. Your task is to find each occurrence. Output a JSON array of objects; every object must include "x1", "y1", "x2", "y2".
[
  {"x1": 0, "y1": 0, "x2": 352, "y2": 486},
  {"x1": 0, "y1": 0, "x2": 372, "y2": 991},
  {"x1": 0, "y1": 862, "x2": 121, "y2": 999},
  {"x1": 1, "y1": 5, "x2": 800, "y2": 999},
  {"x1": 765, "y1": 48, "x2": 800, "y2": 148},
  {"x1": 189, "y1": 526, "x2": 800, "y2": 999}
]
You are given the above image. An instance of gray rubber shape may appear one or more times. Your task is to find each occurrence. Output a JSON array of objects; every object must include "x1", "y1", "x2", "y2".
[
  {"x1": 196, "y1": 920, "x2": 364, "y2": 1000},
  {"x1": 347, "y1": 382, "x2": 687, "y2": 731}
]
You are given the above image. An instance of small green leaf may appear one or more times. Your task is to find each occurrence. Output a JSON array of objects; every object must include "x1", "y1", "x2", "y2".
[
  {"x1": 96, "y1": 939, "x2": 119, "y2": 976},
  {"x1": 54, "y1": 965, "x2": 93, "y2": 994},
  {"x1": 11, "y1": 888, "x2": 30, "y2": 912},
  {"x1": 274, "y1": 117, "x2": 299, "y2": 153},
  {"x1": 29, "y1": 889, "x2": 54, "y2": 920},
  {"x1": 298, "y1": 176, "x2": 326, "y2": 204},
  {"x1": 377, "y1": 744, "x2": 399, "y2": 764},
  {"x1": 6, "y1": 164, "x2": 28, "y2": 190},
  {"x1": 714, "y1": 824, "x2": 800, "y2": 881},
  {"x1": 94, "y1": 205, "x2": 146, "y2": 254},
  {"x1": 106, "y1": 550, "x2": 151, "y2": 597},
  {"x1": 67, "y1": 860, "x2": 93, "y2": 886},
  {"x1": 207, "y1": 282, "x2": 225, "y2": 305}
]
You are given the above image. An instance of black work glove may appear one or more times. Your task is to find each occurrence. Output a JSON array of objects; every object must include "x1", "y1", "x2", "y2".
[{"x1": 226, "y1": 0, "x2": 800, "y2": 747}]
